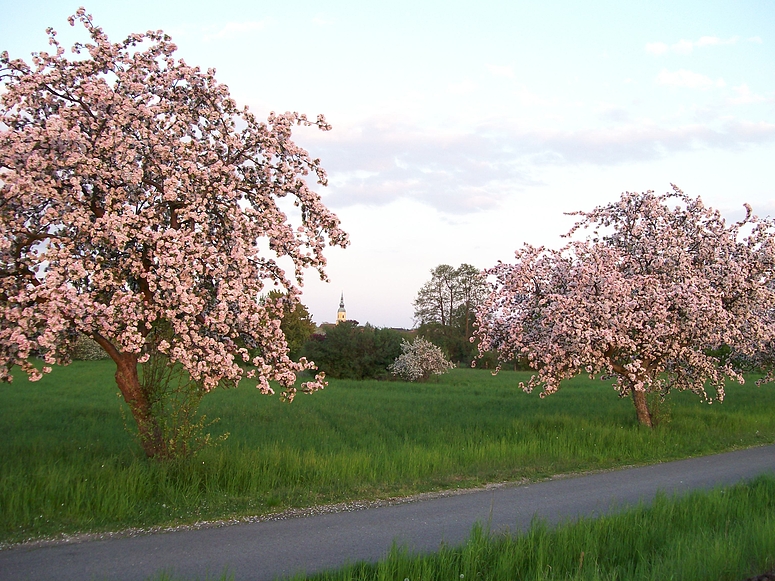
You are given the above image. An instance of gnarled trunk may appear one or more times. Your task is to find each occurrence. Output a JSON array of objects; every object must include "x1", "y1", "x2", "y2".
[
  {"x1": 92, "y1": 333, "x2": 167, "y2": 458},
  {"x1": 632, "y1": 388, "x2": 653, "y2": 428},
  {"x1": 113, "y1": 352, "x2": 168, "y2": 458}
]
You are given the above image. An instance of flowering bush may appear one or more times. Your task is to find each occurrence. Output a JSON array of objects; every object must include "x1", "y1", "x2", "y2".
[
  {"x1": 71, "y1": 335, "x2": 109, "y2": 361},
  {"x1": 389, "y1": 337, "x2": 454, "y2": 382}
]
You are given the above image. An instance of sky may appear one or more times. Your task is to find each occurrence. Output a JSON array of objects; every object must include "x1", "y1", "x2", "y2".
[{"x1": 2, "y1": 0, "x2": 774, "y2": 328}]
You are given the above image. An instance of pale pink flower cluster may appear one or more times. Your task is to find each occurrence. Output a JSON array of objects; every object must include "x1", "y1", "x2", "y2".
[
  {"x1": 389, "y1": 337, "x2": 454, "y2": 382},
  {"x1": 0, "y1": 10, "x2": 348, "y2": 399},
  {"x1": 475, "y1": 186, "x2": 775, "y2": 417}
]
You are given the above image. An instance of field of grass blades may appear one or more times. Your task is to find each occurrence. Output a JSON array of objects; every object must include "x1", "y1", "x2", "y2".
[
  {"x1": 296, "y1": 474, "x2": 775, "y2": 581},
  {"x1": 2, "y1": 362, "x2": 775, "y2": 544}
]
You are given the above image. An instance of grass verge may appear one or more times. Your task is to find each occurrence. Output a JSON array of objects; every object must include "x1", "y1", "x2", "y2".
[{"x1": 295, "y1": 474, "x2": 775, "y2": 581}]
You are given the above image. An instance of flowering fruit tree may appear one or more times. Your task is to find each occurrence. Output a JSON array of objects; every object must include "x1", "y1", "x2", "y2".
[
  {"x1": 0, "y1": 10, "x2": 348, "y2": 457},
  {"x1": 475, "y1": 187, "x2": 775, "y2": 427},
  {"x1": 389, "y1": 337, "x2": 454, "y2": 382}
]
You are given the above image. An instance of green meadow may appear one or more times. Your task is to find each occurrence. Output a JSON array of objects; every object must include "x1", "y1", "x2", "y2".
[{"x1": 2, "y1": 362, "x2": 775, "y2": 545}]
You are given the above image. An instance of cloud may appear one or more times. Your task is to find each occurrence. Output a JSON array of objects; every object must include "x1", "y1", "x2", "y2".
[
  {"x1": 719, "y1": 120, "x2": 775, "y2": 145},
  {"x1": 729, "y1": 84, "x2": 767, "y2": 105},
  {"x1": 204, "y1": 21, "x2": 267, "y2": 41},
  {"x1": 538, "y1": 121, "x2": 775, "y2": 162},
  {"x1": 486, "y1": 64, "x2": 514, "y2": 78},
  {"x1": 447, "y1": 79, "x2": 477, "y2": 94},
  {"x1": 308, "y1": 118, "x2": 775, "y2": 214},
  {"x1": 671, "y1": 39, "x2": 695, "y2": 54},
  {"x1": 645, "y1": 42, "x2": 669, "y2": 55},
  {"x1": 598, "y1": 107, "x2": 631, "y2": 123},
  {"x1": 315, "y1": 125, "x2": 540, "y2": 212},
  {"x1": 512, "y1": 86, "x2": 552, "y2": 107},
  {"x1": 696, "y1": 35, "x2": 739, "y2": 47},
  {"x1": 656, "y1": 69, "x2": 725, "y2": 89},
  {"x1": 646, "y1": 36, "x2": 739, "y2": 55}
]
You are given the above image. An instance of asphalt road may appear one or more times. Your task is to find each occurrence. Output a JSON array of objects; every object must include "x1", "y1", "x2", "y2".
[{"x1": 2, "y1": 444, "x2": 775, "y2": 581}]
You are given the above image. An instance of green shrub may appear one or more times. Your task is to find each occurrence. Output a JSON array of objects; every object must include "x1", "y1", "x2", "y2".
[{"x1": 303, "y1": 322, "x2": 411, "y2": 379}]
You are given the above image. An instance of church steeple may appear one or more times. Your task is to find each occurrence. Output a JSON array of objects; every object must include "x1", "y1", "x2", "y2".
[{"x1": 337, "y1": 292, "x2": 347, "y2": 323}]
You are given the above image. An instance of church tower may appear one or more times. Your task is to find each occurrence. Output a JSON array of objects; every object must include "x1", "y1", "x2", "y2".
[{"x1": 337, "y1": 292, "x2": 347, "y2": 323}]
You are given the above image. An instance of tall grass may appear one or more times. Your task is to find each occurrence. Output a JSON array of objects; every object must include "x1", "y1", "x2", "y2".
[
  {"x1": 2, "y1": 362, "x2": 775, "y2": 544},
  {"x1": 298, "y1": 474, "x2": 775, "y2": 581}
]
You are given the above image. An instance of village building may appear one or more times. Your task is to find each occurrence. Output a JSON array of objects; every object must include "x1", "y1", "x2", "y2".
[{"x1": 337, "y1": 293, "x2": 347, "y2": 323}]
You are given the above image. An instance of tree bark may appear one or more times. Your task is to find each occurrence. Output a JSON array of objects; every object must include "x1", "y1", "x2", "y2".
[
  {"x1": 92, "y1": 334, "x2": 166, "y2": 458},
  {"x1": 114, "y1": 352, "x2": 167, "y2": 458},
  {"x1": 632, "y1": 388, "x2": 653, "y2": 428}
]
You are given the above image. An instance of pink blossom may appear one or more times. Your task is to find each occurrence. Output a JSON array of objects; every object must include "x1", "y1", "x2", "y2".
[
  {"x1": 475, "y1": 186, "x2": 775, "y2": 426},
  {"x1": 0, "y1": 12, "x2": 347, "y2": 455}
]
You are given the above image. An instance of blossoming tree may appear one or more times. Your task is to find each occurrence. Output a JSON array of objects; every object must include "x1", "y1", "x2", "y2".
[
  {"x1": 0, "y1": 10, "x2": 348, "y2": 457},
  {"x1": 389, "y1": 337, "x2": 454, "y2": 382},
  {"x1": 475, "y1": 187, "x2": 775, "y2": 427}
]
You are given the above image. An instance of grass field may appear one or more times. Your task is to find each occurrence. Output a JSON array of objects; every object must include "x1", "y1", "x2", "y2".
[
  {"x1": 2, "y1": 361, "x2": 775, "y2": 545},
  {"x1": 295, "y1": 474, "x2": 775, "y2": 581}
]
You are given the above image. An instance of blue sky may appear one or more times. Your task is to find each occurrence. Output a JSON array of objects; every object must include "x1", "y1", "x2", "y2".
[{"x1": 2, "y1": 1, "x2": 774, "y2": 327}]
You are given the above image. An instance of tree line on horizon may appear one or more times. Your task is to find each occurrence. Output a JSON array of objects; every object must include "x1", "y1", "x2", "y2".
[{"x1": 282, "y1": 263, "x2": 510, "y2": 380}]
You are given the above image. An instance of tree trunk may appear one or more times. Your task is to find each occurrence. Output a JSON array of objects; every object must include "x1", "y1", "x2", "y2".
[
  {"x1": 632, "y1": 388, "x2": 653, "y2": 428},
  {"x1": 114, "y1": 352, "x2": 167, "y2": 458},
  {"x1": 92, "y1": 334, "x2": 167, "y2": 458}
]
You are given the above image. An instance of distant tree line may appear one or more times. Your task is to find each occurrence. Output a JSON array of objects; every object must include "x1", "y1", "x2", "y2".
[
  {"x1": 412, "y1": 264, "x2": 486, "y2": 366},
  {"x1": 302, "y1": 321, "x2": 413, "y2": 380},
  {"x1": 287, "y1": 264, "x2": 522, "y2": 379},
  {"x1": 411, "y1": 263, "x2": 526, "y2": 369}
]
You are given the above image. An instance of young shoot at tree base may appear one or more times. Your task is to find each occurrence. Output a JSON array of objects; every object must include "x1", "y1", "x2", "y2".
[{"x1": 475, "y1": 186, "x2": 775, "y2": 427}]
